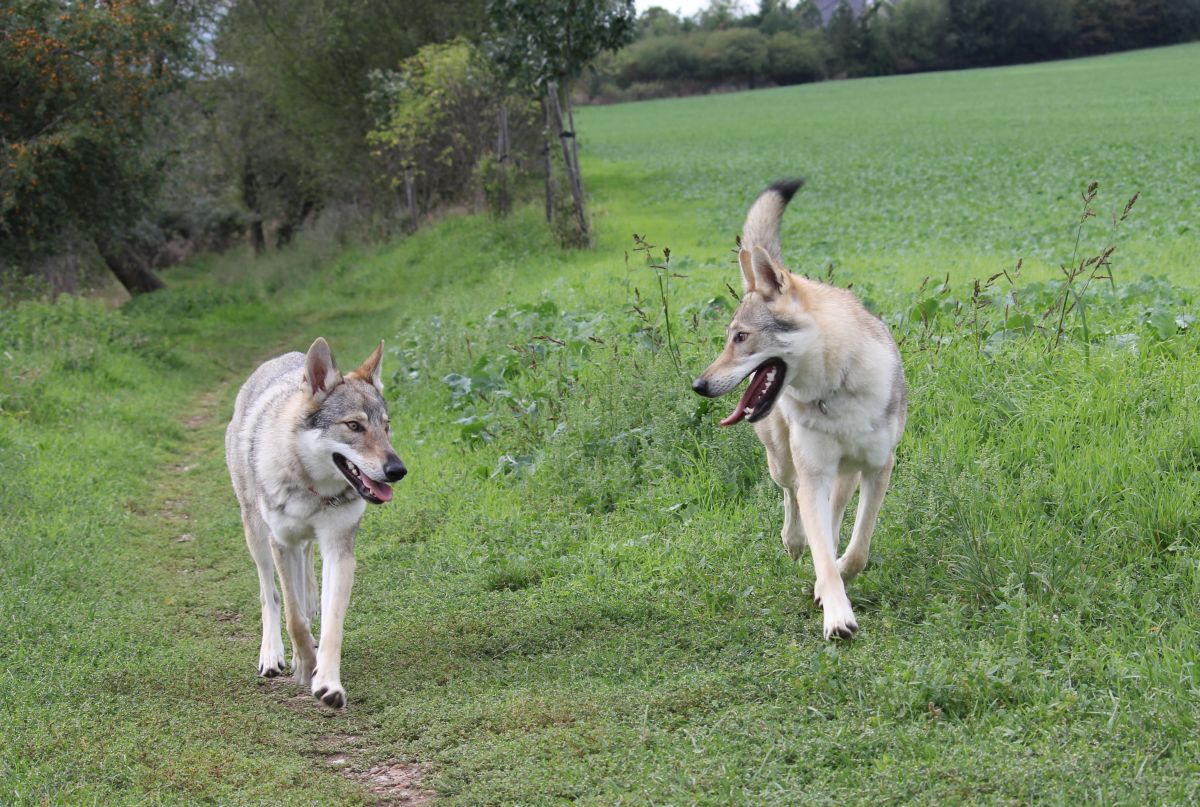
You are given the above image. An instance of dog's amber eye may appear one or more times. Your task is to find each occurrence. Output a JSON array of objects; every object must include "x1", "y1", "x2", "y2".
[
  {"x1": 346, "y1": 421, "x2": 363, "y2": 432},
  {"x1": 733, "y1": 332, "x2": 749, "y2": 344}
]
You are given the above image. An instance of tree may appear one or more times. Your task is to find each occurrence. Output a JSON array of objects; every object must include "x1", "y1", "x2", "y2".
[
  {"x1": 766, "y1": 30, "x2": 828, "y2": 84},
  {"x1": 697, "y1": 0, "x2": 741, "y2": 30},
  {"x1": 637, "y1": 6, "x2": 684, "y2": 37},
  {"x1": 622, "y1": 35, "x2": 703, "y2": 83},
  {"x1": 947, "y1": 0, "x2": 1073, "y2": 66},
  {"x1": 1, "y1": 0, "x2": 187, "y2": 294},
  {"x1": 209, "y1": 77, "x2": 320, "y2": 253},
  {"x1": 487, "y1": 0, "x2": 636, "y2": 247},
  {"x1": 887, "y1": 0, "x2": 951, "y2": 73},
  {"x1": 367, "y1": 40, "x2": 522, "y2": 227},
  {"x1": 826, "y1": 0, "x2": 866, "y2": 76},
  {"x1": 703, "y1": 28, "x2": 770, "y2": 86},
  {"x1": 218, "y1": 0, "x2": 487, "y2": 209}
]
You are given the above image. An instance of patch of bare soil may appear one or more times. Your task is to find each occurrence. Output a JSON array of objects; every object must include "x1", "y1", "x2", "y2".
[
  {"x1": 184, "y1": 412, "x2": 210, "y2": 429},
  {"x1": 348, "y1": 761, "x2": 436, "y2": 806}
]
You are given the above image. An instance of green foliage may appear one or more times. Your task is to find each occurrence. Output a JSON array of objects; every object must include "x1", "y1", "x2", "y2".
[
  {"x1": 0, "y1": 0, "x2": 187, "y2": 262},
  {"x1": 595, "y1": 0, "x2": 1200, "y2": 99},
  {"x1": 766, "y1": 29, "x2": 828, "y2": 83},
  {"x1": 218, "y1": 0, "x2": 487, "y2": 203},
  {"x1": 618, "y1": 34, "x2": 703, "y2": 83},
  {"x1": 947, "y1": 0, "x2": 1075, "y2": 66},
  {"x1": 702, "y1": 27, "x2": 770, "y2": 84},
  {"x1": 487, "y1": 0, "x2": 637, "y2": 89},
  {"x1": 369, "y1": 41, "x2": 494, "y2": 182},
  {"x1": 368, "y1": 40, "x2": 538, "y2": 217},
  {"x1": 887, "y1": 0, "x2": 951, "y2": 72}
]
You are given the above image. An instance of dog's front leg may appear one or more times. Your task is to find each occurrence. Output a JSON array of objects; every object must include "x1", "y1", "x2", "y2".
[
  {"x1": 311, "y1": 526, "x2": 356, "y2": 709},
  {"x1": 793, "y1": 472, "x2": 858, "y2": 639},
  {"x1": 271, "y1": 539, "x2": 318, "y2": 684}
]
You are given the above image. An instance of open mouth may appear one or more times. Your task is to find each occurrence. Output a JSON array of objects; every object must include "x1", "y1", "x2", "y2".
[
  {"x1": 719, "y1": 358, "x2": 787, "y2": 427},
  {"x1": 332, "y1": 453, "x2": 393, "y2": 504}
]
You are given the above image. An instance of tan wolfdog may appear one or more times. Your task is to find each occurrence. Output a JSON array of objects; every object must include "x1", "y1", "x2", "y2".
[
  {"x1": 225, "y1": 338, "x2": 406, "y2": 707},
  {"x1": 693, "y1": 180, "x2": 906, "y2": 639}
]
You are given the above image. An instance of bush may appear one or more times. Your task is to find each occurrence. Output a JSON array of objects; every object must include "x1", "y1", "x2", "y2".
[
  {"x1": 367, "y1": 40, "x2": 536, "y2": 218},
  {"x1": 700, "y1": 28, "x2": 770, "y2": 86},
  {"x1": 947, "y1": 0, "x2": 1074, "y2": 66},
  {"x1": 620, "y1": 35, "x2": 703, "y2": 84},
  {"x1": 887, "y1": 0, "x2": 951, "y2": 72},
  {"x1": 766, "y1": 30, "x2": 829, "y2": 84}
]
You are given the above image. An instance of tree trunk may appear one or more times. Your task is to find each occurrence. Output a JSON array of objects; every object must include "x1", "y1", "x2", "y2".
[
  {"x1": 242, "y1": 156, "x2": 265, "y2": 254},
  {"x1": 276, "y1": 221, "x2": 295, "y2": 248},
  {"x1": 496, "y1": 103, "x2": 511, "y2": 217},
  {"x1": 275, "y1": 198, "x2": 314, "y2": 249},
  {"x1": 248, "y1": 220, "x2": 265, "y2": 254},
  {"x1": 547, "y1": 81, "x2": 590, "y2": 247},
  {"x1": 404, "y1": 167, "x2": 418, "y2": 232},
  {"x1": 96, "y1": 236, "x2": 165, "y2": 296},
  {"x1": 564, "y1": 87, "x2": 584, "y2": 206},
  {"x1": 540, "y1": 95, "x2": 554, "y2": 224}
]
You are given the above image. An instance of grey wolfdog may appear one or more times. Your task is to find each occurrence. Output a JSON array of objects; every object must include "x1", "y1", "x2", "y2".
[
  {"x1": 693, "y1": 180, "x2": 906, "y2": 639},
  {"x1": 225, "y1": 337, "x2": 406, "y2": 708}
]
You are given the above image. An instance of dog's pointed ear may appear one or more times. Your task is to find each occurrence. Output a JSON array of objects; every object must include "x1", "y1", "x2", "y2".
[
  {"x1": 353, "y1": 340, "x2": 385, "y2": 392},
  {"x1": 738, "y1": 248, "x2": 756, "y2": 293},
  {"x1": 301, "y1": 337, "x2": 342, "y2": 403},
  {"x1": 747, "y1": 246, "x2": 789, "y2": 298}
]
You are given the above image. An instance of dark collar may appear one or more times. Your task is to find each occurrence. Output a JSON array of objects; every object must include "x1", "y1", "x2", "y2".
[{"x1": 308, "y1": 485, "x2": 358, "y2": 507}]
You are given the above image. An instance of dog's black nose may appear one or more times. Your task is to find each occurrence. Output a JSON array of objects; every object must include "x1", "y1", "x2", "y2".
[
  {"x1": 383, "y1": 455, "x2": 407, "y2": 482},
  {"x1": 692, "y1": 377, "x2": 710, "y2": 396}
]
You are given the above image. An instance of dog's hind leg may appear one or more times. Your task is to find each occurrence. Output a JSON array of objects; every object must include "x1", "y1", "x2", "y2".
[
  {"x1": 302, "y1": 542, "x2": 319, "y2": 626},
  {"x1": 271, "y1": 540, "x2": 318, "y2": 686},
  {"x1": 830, "y1": 471, "x2": 861, "y2": 552},
  {"x1": 838, "y1": 455, "x2": 894, "y2": 583},
  {"x1": 779, "y1": 488, "x2": 806, "y2": 561},
  {"x1": 243, "y1": 509, "x2": 286, "y2": 678},
  {"x1": 311, "y1": 526, "x2": 357, "y2": 709}
]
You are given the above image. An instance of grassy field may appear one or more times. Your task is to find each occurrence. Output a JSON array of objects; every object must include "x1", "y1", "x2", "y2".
[{"x1": 2, "y1": 44, "x2": 1199, "y2": 805}]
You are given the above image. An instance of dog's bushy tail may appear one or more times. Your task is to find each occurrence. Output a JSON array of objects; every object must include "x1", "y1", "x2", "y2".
[{"x1": 741, "y1": 178, "x2": 805, "y2": 264}]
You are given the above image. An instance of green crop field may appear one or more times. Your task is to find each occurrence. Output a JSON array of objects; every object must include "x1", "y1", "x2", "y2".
[{"x1": 2, "y1": 44, "x2": 1199, "y2": 805}]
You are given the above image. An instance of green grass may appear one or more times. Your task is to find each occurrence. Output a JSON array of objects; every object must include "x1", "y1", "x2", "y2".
[
  {"x1": 580, "y1": 42, "x2": 1200, "y2": 288},
  {"x1": 3, "y1": 44, "x2": 1200, "y2": 805}
]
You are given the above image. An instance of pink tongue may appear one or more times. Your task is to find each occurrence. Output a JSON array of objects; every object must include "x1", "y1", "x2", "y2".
[
  {"x1": 362, "y1": 475, "x2": 393, "y2": 503},
  {"x1": 720, "y1": 365, "x2": 777, "y2": 427},
  {"x1": 719, "y1": 399, "x2": 749, "y2": 427},
  {"x1": 719, "y1": 374, "x2": 763, "y2": 427}
]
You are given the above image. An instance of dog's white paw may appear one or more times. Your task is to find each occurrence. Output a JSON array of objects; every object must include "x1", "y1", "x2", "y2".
[
  {"x1": 782, "y1": 531, "x2": 806, "y2": 561},
  {"x1": 837, "y1": 552, "x2": 867, "y2": 583},
  {"x1": 257, "y1": 645, "x2": 286, "y2": 678},
  {"x1": 291, "y1": 648, "x2": 317, "y2": 686},
  {"x1": 814, "y1": 581, "x2": 858, "y2": 640},
  {"x1": 312, "y1": 676, "x2": 347, "y2": 709}
]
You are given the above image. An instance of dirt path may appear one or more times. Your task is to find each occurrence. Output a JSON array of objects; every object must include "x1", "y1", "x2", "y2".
[{"x1": 150, "y1": 372, "x2": 437, "y2": 805}]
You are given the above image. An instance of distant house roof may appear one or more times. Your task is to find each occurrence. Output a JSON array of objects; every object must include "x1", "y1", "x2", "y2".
[{"x1": 815, "y1": 0, "x2": 868, "y2": 24}]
